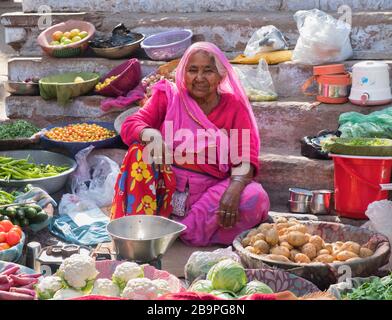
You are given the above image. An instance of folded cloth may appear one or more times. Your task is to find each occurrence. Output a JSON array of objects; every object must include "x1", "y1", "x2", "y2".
[
  {"x1": 100, "y1": 83, "x2": 145, "y2": 112},
  {"x1": 231, "y1": 50, "x2": 292, "y2": 65}
]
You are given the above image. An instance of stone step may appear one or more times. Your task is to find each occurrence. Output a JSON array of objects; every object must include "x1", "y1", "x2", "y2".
[
  {"x1": 21, "y1": 0, "x2": 392, "y2": 13},
  {"x1": 8, "y1": 57, "x2": 392, "y2": 99},
  {"x1": 6, "y1": 94, "x2": 390, "y2": 151},
  {"x1": 2, "y1": 11, "x2": 392, "y2": 59}
]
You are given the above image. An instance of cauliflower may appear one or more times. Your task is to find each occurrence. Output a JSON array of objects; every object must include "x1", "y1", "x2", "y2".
[
  {"x1": 91, "y1": 279, "x2": 120, "y2": 297},
  {"x1": 151, "y1": 279, "x2": 171, "y2": 296},
  {"x1": 52, "y1": 288, "x2": 85, "y2": 300},
  {"x1": 35, "y1": 276, "x2": 64, "y2": 300},
  {"x1": 112, "y1": 262, "x2": 144, "y2": 290},
  {"x1": 121, "y1": 278, "x2": 158, "y2": 300},
  {"x1": 57, "y1": 254, "x2": 99, "y2": 291}
]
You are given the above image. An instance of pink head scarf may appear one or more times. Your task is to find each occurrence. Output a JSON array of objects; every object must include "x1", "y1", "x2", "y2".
[{"x1": 156, "y1": 42, "x2": 260, "y2": 177}]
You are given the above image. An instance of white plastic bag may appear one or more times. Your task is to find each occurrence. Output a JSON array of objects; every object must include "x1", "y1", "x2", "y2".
[
  {"x1": 234, "y1": 59, "x2": 278, "y2": 101},
  {"x1": 292, "y1": 9, "x2": 353, "y2": 65},
  {"x1": 184, "y1": 246, "x2": 240, "y2": 284},
  {"x1": 244, "y1": 25, "x2": 288, "y2": 57},
  {"x1": 364, "y1": 200, "x2": 392, "y2": 269},
  {"x1": 70, "y1": 146, "x2": 120, "y2": 208}
]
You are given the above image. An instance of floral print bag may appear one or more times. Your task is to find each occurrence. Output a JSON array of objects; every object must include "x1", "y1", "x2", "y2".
[{"x1": 111, "y1": 143, "x2": 176, "y2": 220}]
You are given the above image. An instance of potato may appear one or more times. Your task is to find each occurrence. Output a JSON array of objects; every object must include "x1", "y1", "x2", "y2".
[
  {"x1": 318, "y1": 249, "x2": 330, "y2": 256},
  {"x1": 290, "y1": 249, "x2": 301, "y2": 261},
  {"x1": 359, "y1": 247, "x2": 374, "y2": 258},
  {"x1": 276, "y1": 223, "x2": 290, "y2": 231},
  {"x1": 336, "y1": 250, "x2": 358, "y2": 261},
  {"x1": 265, "y1": 228, "x2": 279, "y2": 246},
  {"x1": 274, "y1": 217, "x2": 288, "y2": 224},
  {"x1": 301, "y1": 243, "x2": 317, "y2": 260},
  {"x1": 257, "y1": 223, "x2": 273, "y2": 234},
  {"x1": 250, "y1": 233, "x2": 266, "y2": 245},
  {"x1": 279, "y1": 235, "x2": 288, "y2": 243},
  {"x1": 335, "y1": 241, "x2": 344, "y2": 247},
  {"x1": 271, "y1": 245, "x2": 291, "y2": 258},
  {"x1": 241, "y1": 237, "x2": 252, "y2": 247},
  {"x1": 288, "y1": 218, "x2": 299, "y2": 224},
  {"x1": 294, "y1": 253, "x2": 311, "y2": 264},
  {"x1": 309, "y1": 235, "x2": 325, "y2": 252},
  {"x1": 314, "y1": 254, "x2": 334, "y2": 263},
  {"x1": 253, "y1": 240, "x2": 270, "y2": 254},
  {"x1": 324, "y1": 244, "x2": 333, "y2": 254},
  {"x1": 340, "y1": 241, "x2": 361, "y2": 255},
  {"x1": 287, "y1": 231, "x2": 308, "y2": 247},
  {"x1": 280, "y1": 241, "x2": 293, "y2": 251},
  {"x1": 245, "y1": 246, "x2": 257, "y2": 254},
  {"x1": 247, "y1": 229, "x2": 259, "y2": 238},
  {"x1": 266, "y1": 254, "x2": 291, "y2": 263},
  {"x1": 278, "y1": 228, "x2": 288, "y2": 236},
  {"x1": 287, "y1": 224, "x2": 308, "y2": 234}
]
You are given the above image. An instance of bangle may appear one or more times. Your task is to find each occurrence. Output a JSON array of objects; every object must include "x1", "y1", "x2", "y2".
[{"x1": 230, "y1": 176, "x2": 251, "y2": 185}]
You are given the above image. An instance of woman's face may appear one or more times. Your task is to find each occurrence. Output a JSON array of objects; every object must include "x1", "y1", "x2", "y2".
[{"x1": 185, "y1": 51, "x2": 222, "y2": 100}]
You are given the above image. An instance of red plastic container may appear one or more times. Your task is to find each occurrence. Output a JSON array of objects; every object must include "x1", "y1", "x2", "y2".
[
  {"x1": 332, "y1": 154, "x2": 392, "y2": 219},
  {"x1": 95, "y1": 58, "x2": 141, "y2": 97}
]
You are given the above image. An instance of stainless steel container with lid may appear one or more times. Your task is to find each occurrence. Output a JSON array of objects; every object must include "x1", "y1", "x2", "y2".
[
  {"x1": 288, "y1": 188, "x2": 312, "y2": 213},
  {"x1": 26, "y1": 242, "x2": 42, "y2": 272},
  {"x1": 310, "y1": 190, "x2": 334, "y2": 215}
]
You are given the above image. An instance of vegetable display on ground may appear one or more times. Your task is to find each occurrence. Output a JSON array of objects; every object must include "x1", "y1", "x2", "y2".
[
  {"x1": 44, "y1": 123, "x2": 116, "y2": 143},
  {"x1": 0, "y1": 156, "x2": 69, "y2": 181},
  {"x1": 0, "y1": 120, "x2": 40, "y2": 140},
  {"x1": 343, "y1": 274, "x2": 392, "y2": 300}
]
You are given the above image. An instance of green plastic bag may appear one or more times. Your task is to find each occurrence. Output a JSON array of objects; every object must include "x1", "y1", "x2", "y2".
[
  {"x1": 339, "y1": 107, "x2": 392, "y2": 139},
  {"x1": 39, "y1": 72, "x2": 99, "y2": 106}
]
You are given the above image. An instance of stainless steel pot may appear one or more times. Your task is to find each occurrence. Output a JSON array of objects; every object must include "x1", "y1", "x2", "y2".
[
  {"x1": 289, "y1": 188, "x2": 313, "y2": 202},
  {"x1": 288, "y1": 200, "x2": 310, "y2": 213},
  {"x1": 310, "y1": 190, "x2": 334, "y2": 215}
]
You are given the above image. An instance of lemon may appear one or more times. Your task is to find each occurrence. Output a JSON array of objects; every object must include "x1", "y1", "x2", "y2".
[{"x1": 74, "y1": 76, "x2": 85, "y2": 83}]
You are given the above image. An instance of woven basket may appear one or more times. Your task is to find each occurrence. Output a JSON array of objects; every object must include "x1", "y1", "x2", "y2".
[
  {"x1": 233, "y1": 221, "x2": 391, "y2": 290},
  {"x1": 37, "y1": 20, "x2": 95, "y2": 58}
]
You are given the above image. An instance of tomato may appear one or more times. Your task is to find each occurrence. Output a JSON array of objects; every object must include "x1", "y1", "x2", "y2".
[
  {"x1": 0, "y1": 225, "x2": 5, "y2": 232},
  {"x1": 0, "y1": 242, "x2": 10, "y2": 251},
  {"x1": 6, "y1": 230, "x2": 21, "y2": 246},
  {"x1": 10, "y1": 226, "x2": 22, "y2": 237},
  {"x1": 0, "y1": 220, "x2": 14, "y2": 232},
  {"x1": 0, "y1": 231, "x2": 6, "y2": 243}
]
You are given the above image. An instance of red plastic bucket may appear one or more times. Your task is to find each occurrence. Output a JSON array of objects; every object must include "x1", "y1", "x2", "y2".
[{"x1": 332, "y1": 154, "x2": 392, "y2": 219}]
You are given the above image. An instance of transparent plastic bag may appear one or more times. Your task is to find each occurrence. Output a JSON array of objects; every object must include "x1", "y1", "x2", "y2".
[
  {"x1": 339, "y1": 107, "x2": 392, "y2": 139},
  {"x1": 292, "y1": 9, "x2": 353, "y2": 65},
  {"x1": 69, "y1": 146, "x2": 120, "y2": 208},
  {"x1": 184, "y1": 246, "x2": 240, "y2": 284},
  {"x1": 234, "y1": 59, "x2": 278, "y2": 102},
  {"x1": 244, "y1": 25, "x2": 288, "y2": 57},
  {"x1": 364, "y1": 200, "x2": 392, "y2": 269}
]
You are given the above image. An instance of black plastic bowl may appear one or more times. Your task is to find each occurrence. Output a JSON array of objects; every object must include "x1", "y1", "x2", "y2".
[{"x1": 40, "y1": 121, "x2": 121, "y2": 157}]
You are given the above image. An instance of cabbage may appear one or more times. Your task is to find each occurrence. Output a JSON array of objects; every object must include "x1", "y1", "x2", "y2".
[
  {"x1": 206, "y1": 259, "x2": 247, "y2": 293},
  {"x1": 210, "y1": 290, "x2": 237, "y2": 299},
  {"x1": 238, "y1": 280, "x2": 274, "y2": 296},
  {"x1": 189, "y1": 280, "x2": 214, "y2": 293}
]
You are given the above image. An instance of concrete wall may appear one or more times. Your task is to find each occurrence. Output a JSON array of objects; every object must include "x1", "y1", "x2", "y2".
[{"x1": 22, "y1": 0, "x2": 392, "y2": 13}]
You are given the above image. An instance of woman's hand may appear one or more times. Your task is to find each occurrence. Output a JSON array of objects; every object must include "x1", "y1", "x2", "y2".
[{"x1": 218, "y1": 181, "x2": 245, "y2": 228}]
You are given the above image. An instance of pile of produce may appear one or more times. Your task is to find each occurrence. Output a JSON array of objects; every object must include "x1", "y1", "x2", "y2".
[
  {"x1": 0, "y1": 203, "x2": 48, "y2": 228},
  {"x1": 95, "y1": 75, "x2": 119, "y2": 91},
  {"x1": 0, "y1": 120, "x2": 40, "y2": 140},
  {"x1": 241, "y1": 217, "x2": 375, "y2": 264},
  {"x1": 35, "y1": 255, "x2": 179, "y2": 300},
  {"x1": 90, "y1": 24, "x2": 136, "y2": 48},
  {"x1": 0, "y1": 156, "x2": 69, "y2": 181},
  {"x1": 321, "y1": 137, "x2": 392, "y2": 156},
  {"x1": 342, "y1": 273, "x2": 392, "y2": 300},
  {"x1": 49, "y1": 29, "x2": 88, "y2": 46},
  {"x1": 0, "y1": 220, "x2": 23, "y2": 251},
  {"x1": 142, "y1": 72, "x2": 175, "y2": 99},
  {"x1": 188, "y1": 259, "x2": 273, "y2": 299},
  {"x1": 0, "y1": 264, "x2": 40, "y2": 300},
  {"x1": 0, "y1": 189, "x2": 20, "y2": 206},
  {"x1": 44, "y1": 123, "x2": 116, "y2": 143}
]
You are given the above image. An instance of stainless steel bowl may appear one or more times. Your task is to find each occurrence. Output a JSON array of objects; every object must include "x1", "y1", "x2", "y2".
[
  {"x1": 310, "y1": 190, "x2": 334, "y2": 215},
  {"x1": 4, "y1": 81, "x2": 40, "y2": 95},
  {"x1": 107, "y1": 215, "x2": 186, "y2": 263},
  {"x1": 288, "y1": 200, "x2": 310, "y2": 213},
  {"x1": 0, "y1": 150, "x2": 77, "y2": 194},
  {"x1": 289, "y1": 188, "x2": 313, "y2": 202},
  {"x1": 90, "y1": 33, "x2": 145, "y2": 59}
]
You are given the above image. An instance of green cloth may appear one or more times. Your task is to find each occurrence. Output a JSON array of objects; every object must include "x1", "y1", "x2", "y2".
[{"x1": 39, "y1": 72, "x2": 99, "y2": 105}]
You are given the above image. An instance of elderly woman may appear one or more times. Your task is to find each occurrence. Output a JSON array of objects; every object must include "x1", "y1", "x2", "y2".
[{"x1": 112, "y1": 42, "x2": 270, "y2": 246}]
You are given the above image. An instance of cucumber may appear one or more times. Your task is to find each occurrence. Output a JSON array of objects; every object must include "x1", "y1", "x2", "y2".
[
  {"x1": 30, "y1": 211, "x2": 48, "y2": 224},
  {"x1": 24, "y1": 207, "x2": 37, "y2": 220},
  {"x1": 4, "y1": 207, "x2": 16, "y2": 218},
  {"x1": 19, "y1": 218, "x2": 29, "y2": 227},
  {"x1": 16, "y1": 209, "x2": 25, "y2": 220}
]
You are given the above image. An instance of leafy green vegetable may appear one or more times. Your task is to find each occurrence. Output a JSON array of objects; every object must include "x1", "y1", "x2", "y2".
[
  {"x1": 189, "y1": 280, "x2": 214, "y2": 293},
  {"x1": 0, "y1": 120, "x2": 40, "y2": 140},
  {"x1": 343, "y1": 273, "x2": 392, "y2": 300},
  {"x1": 238, "y1": 280, "x2": 274, "y2": 296},
  {"x1": 0, "y1": 156, "x2": 69, "y2": 181},
  {"x1": 206, "y1": 259, "x2": 247, "y2": 293},
  {"x1": 0, "y1": 188, "x2": 19, "y2": 205}
]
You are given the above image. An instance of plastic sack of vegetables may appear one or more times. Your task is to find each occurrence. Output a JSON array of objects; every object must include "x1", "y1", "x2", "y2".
[
  {"x1": 338, "y1": 107, "x2": 392, "y2": 139},
  {"x1": 292, "y1": 9, "x2": 353, "y2": 65},
  {"x1": 69, "y1": 146, "x2": 120, "y2": 207},
  {"x1": 233, "y1": 59, "x2": 277, "y2": 102},
  {"x1": 244, "y1": 25, "x2": 289, "y2": 56},
  {"x1": 184, "y1": 247, "x2": 240, "y2": 284}
]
